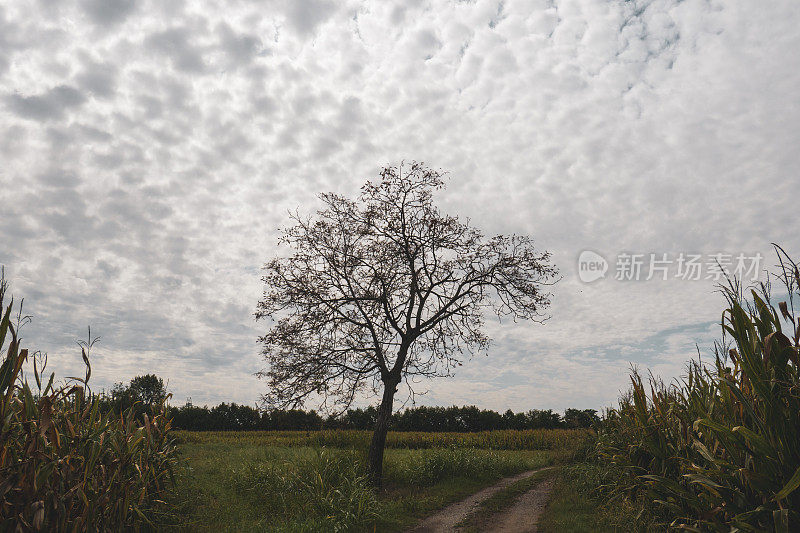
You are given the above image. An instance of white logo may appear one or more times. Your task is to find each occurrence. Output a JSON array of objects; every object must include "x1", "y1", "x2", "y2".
[{"x1": 578, "y1": 250, "x2": 608, "y2": 283}]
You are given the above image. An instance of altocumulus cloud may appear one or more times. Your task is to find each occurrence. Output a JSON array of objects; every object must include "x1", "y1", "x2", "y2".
[
  {"x1": 0, "y1": 0, "x2": 799, "y2": 410},
  {"x1": 6, "y1": 85, "x2": 86, "y2": 121}
]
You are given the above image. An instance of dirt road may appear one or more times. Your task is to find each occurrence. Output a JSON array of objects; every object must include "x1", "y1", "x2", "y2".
[
  {"x1": 407, "y1": 468, "x2": 554, "y2": 533},
  {"x1": 484, "y1": 477, "x2": 554, "y2": 532}
]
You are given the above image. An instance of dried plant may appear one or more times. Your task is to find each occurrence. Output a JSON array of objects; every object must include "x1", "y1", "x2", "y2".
[{"x1": 0, "y1": 274, "x2": 177, "y2": 531}]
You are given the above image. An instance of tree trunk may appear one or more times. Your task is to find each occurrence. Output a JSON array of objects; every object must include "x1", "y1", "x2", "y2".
[{"x1": 367, "y1": 379, "x2": 397, "y2": 488}]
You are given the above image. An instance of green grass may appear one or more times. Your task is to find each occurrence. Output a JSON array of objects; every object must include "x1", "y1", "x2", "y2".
[
  {"x1": 378, "y1": 476, "x2": 516, "y2": 532},
  {"x1": 457, "y1": 467, "x2": 555, "y2": 532},
  {"x1": 379, "y1": 448, "x2": 557, "y2": 531},
  {"x1": 159, "y1": 430, "x2": 585, "y2": 532},
  {"x1": 537, "y1": 468, "x2": 615, "y2": 533},
  {"x1": 537, "y1": 463, "x2": 660, "y2": 533}
]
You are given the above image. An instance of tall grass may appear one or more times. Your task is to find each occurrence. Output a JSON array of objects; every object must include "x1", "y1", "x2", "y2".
[
  {"x1": 596, "y1": 247, "x2": 800, "y2": 531},
  {"x1": 164, "y1": 442, "x2": 563, "y2": 531},
  {"x1": 0, "y1": 274, "x2": 177, "y2": 531},
  {"x1": 230, "y1": 449, "x2": 379, "y2": 532},
  {"x1": 384, "y1": 447, "x2": 550, "y2": 486}
]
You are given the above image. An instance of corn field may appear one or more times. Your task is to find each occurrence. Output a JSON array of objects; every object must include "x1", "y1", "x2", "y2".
[
  {"x1": 0, "y1": 274, "x2": 177, "y2": 531},
  {"x1": 174, "y1": 427, "x2": 590, "y2": 451},
  {"x1": 597, "y1": 247, "x2": 800, "y2": 531}
]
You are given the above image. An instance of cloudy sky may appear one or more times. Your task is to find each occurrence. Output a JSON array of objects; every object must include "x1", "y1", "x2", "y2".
[{"x1": 1, "y1": 0, "x2": 798, "y2": 412}]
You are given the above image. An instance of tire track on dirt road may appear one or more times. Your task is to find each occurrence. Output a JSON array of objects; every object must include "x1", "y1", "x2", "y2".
[{"x1": 407, "y1": 467, "x2": 555, "y2": 533}]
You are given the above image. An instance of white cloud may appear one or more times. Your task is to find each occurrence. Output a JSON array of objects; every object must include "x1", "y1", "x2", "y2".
[{"x1": 1, "y1": 0, "x2": 798, "y2": 411}]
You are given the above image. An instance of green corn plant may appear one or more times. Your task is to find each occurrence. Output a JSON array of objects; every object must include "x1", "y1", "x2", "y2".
[
  {"x1": 0, "y1": 274, "x2": 177, "y2": 531},
  {"x1": 596, "y1": 245, "x2": 800, "y2": 532}
]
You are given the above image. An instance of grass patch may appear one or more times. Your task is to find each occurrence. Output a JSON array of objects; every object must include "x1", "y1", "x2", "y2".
[
  {"x1": 537, "y1": 463, "x2": 660, "y2": 533},
  {"x1": 160, "y1": 439, "x2": 566, "y2": 532},
  {"x1": 457, "y1": 467, "x2": 555, "y2": 532},
  {"x1": 379, "y1": 449, "x2": 557, "y2": 531},
  {"x1": 384, "y1": 447, "x2": 554, "y2": 486},
  {"x1": 163, "y1": 445, "x2": 379, "y2": 532},
  {"x1": 377, "y1": 476, "x2": 504, "y2": 532}
]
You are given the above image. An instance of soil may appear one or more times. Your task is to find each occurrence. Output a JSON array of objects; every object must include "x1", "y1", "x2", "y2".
[
  {"x1": 407, "y1": 468, "x2": 555, "y2": 533},
  {"x1": 480, "y1": 477, "x2": 554, "y2": 533}
]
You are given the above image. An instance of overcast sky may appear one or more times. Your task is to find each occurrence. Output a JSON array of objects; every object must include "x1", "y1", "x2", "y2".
[{"x1": 1, "y1": 0, "x2": 798, "y2": 412}]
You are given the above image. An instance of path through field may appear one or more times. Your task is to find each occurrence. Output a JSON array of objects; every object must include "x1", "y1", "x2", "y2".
[
  {"x1": 486, "y1": 477, "x2": 554, "y2": 533},
  {"x1": 408, "y1": 467, "x2": 554, "y2": 533}
]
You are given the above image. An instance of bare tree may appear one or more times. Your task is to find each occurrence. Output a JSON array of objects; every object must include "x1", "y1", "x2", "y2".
[{"x1": 256, "y1": 162, "x2": 558, "y2": 486}]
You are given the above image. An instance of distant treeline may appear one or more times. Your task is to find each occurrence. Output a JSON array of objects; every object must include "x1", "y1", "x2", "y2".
[
  {"x1": 168, "y1": 402, "x2": 599, "y2": 432},
  {"x1": 99, "y1": 374, "x2": 599, "y2": 432}
]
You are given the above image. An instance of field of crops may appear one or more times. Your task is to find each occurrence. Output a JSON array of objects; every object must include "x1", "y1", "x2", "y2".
[
  {"x1": 174, "y1": 428, "x2": 590, "y2": 450},
  {"x1": 162, "y1": 428, "x2": 590, "y2": 531},
  {"x1": 588, "y1": 253, "x2": 800, "y2": 532}
]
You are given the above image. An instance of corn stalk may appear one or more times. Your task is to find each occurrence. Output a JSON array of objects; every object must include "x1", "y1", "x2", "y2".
[
  {"x1": 597, "y1": 246, "x2": 800, "y2": 532},
  {"x1": 0, "y1": 274, "x2": 177, "y2": 531}
]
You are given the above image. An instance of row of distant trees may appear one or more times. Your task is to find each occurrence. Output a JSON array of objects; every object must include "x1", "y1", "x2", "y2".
[
  {"x1": 100, "y1": 374, "x2": 599, "y2": 432},
  {"x1": 168, "y1": 402, "x2": 599, "y2": 432}
]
